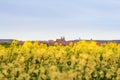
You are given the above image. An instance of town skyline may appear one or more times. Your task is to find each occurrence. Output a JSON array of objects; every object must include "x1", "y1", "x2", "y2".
[{"x1": 1, "y1": 37, "x2": 120, "y2": 46}]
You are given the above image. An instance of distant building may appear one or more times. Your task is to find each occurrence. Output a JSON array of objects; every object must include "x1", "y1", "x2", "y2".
[
  {"x1": 56, "y1": 37, "x2": 65, "y2": 42},
  {"x1": 0, "y1": 39, "x2": 14, "y2": 44},
  {"x1": 18, "y1": 41, "x2": 24, "y2": 44},
  {"x1": 48, "y1": 40, "x2": 54, "y2": 45}
]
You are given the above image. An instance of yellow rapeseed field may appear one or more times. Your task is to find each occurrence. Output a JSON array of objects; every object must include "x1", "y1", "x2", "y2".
[{"x1": 0, "y1": 40, "x2": 120, "y2": 80}]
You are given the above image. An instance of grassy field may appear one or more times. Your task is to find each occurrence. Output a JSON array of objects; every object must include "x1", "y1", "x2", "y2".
[{"x1": 0, "y1": 40, "x2": 120, "y2": 80}]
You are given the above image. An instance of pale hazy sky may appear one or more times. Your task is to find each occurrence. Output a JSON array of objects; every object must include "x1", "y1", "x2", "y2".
[{"x1": 0, "y1": 0, "x2": 120, "y2": 40}]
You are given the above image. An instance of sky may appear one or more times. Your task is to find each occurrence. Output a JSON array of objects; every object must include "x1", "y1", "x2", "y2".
[{"x1": 0, "y1": 0, "x2": 120, "y2": 40}]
